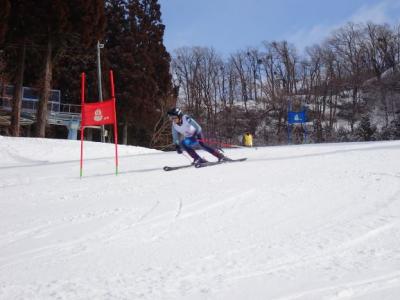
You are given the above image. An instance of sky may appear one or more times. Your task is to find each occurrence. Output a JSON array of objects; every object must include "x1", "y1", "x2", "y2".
[
  {"x1": 159, "y1": 0, "x2": 400, "y2": 57},
  {"x1": 1, "y1": 136, "x2": 400, "y2": 299}
]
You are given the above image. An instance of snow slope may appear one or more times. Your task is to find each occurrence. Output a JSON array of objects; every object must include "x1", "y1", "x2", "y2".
[{"x1": 0, "y1": 136, "x2": 400, "y2": 300}]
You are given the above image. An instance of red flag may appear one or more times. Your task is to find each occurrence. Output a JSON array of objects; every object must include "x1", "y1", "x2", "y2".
[{"x1": 81, "y1": 99, "x2": 115, "y2": 126}]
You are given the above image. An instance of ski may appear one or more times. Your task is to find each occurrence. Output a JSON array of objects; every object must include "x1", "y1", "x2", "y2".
[
  {"x1": 164, "y1": 158, "x2": 247, "y2": 171},
  {"x1": 163, "y1": 164, "x2": 194, "y2": 171},
  {"x1": 195, "y1": 157, "x2": 247, "y2": 168}
]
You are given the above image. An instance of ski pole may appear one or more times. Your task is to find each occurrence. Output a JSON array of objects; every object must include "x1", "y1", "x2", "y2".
[{"x1": 198, "y1": 138, "x2": 241, "y2": 149}]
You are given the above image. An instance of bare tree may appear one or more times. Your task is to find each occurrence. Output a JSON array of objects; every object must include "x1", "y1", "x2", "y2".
[
  {"x1": 363, "y1": 23, "x2": 399, "y2": 125},
  {"x1": 230, "y1": 51, "x2": 251, "y2": 111},
  {"x1": 328, "y1": 23, "x2": 368, "y2": 132}
]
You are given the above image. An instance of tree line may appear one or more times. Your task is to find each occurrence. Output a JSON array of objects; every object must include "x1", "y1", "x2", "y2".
[
  {"x1": 0, "y1": 0, "x2": 174, "y2": 147},
  {"x1": 172, "y1": 22, "x2": 400, "y2": 145}
]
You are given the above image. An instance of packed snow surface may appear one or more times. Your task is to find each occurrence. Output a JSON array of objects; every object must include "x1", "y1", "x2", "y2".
[{"x1": 0, "y1": 136, "x2": 400, "y2": 300}]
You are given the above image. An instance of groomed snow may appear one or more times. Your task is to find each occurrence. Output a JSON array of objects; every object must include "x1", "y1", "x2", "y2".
[{"x1": 0, "y1": 136, "x2": 400, "y2": 299}]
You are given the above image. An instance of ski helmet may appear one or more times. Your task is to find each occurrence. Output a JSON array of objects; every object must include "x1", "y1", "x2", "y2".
[{"x1": 167, "y1": 107, "x2": 183, "y2": 118}]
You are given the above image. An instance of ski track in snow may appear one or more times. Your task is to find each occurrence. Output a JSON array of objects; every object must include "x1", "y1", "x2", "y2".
[
  {"x1": 0, "y1": 137, "x2": 400, "y2": 299},
  {"x1": 274, "y1": 271, "x2": 400, "y2": 300}
]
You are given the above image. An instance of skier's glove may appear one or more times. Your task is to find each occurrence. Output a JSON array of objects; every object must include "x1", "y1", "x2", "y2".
[
  {"x1": 175, "y1": 144, "x2": 183, "y2": 154},
  {"x1": 191, "y1": 131, "x2": 199, "y2": 140},
  {"x1": 188, "y1": 132, "x2": 199, "y2": 144}
]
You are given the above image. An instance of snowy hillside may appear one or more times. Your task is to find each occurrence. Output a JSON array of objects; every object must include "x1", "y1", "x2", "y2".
[{"x1": 1, "y1": 136, "x2": 400, "y2": 300}]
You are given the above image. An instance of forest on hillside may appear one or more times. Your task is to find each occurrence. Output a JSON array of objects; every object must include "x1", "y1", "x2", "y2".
[
  {"x1": 171, "y1": 22, "x2": 400, "y2": 146},
  {"x1": 0, "y1": 0, "x2": 175, "y2": 147},
  {"x1": 1, "y1": 1, "x2": 399, "y2": 147}
]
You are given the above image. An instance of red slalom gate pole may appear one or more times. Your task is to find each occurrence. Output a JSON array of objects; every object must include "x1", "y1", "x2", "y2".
[
  {"x1": 80, "y1": 72, "x2": 86, "y2": 178},
  {"x1": 109, "y1": 70, "x2": 119, "y2": 175}
]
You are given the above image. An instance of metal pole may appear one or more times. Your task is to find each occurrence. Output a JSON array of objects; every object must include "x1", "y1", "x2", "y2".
[{"x1": 97, "y1": 40, "x2": 105, "y2": 142}]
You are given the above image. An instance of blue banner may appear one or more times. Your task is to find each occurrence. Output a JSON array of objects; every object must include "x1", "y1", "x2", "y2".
[{"x1": 288, "y1": 111, "x2": 307, "y2": 124}]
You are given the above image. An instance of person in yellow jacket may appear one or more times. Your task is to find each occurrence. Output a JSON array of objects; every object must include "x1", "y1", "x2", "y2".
[{"x1": 242, "y1": 131, "x2": 253, "y2": 147}]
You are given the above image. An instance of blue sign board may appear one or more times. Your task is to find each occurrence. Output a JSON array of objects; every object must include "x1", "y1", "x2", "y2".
[
  {"x1": 288, "y1": 111, "x2": 307, "y2": 124},
  {"x1": 287, "y1": 107, "x2": 308, "y2": 144}
]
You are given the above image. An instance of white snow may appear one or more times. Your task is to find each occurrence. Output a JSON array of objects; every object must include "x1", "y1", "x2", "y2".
[{"x1": 1, "y1": 136, "x2": 400, "y2": 300}]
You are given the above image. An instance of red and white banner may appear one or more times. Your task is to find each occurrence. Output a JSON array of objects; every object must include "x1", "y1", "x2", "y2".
[{"x1": 81, "y1": 99, "x2": 116, "y2": 126}]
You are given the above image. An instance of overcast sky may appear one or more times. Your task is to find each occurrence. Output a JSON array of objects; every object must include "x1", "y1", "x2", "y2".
[{"x1": 159, "y1": 0, "x2": 400, "y2": 56}]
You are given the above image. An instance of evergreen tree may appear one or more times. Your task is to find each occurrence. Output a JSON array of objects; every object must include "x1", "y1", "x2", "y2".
[
  {"x1": 0, "y1": 0, "x2": 11, "y2": 43},
  {"x1": 1, "y1": 0, "x2": 35, "y2": 136},
  {"x1": 104, "y1": 0, "x2": 173, "y2": 146},
  {"x1": 356, "y1": 114, "x2": 376, "y2": 141},
  {"x1": 33, "y1": 0, "x2": 106, "y2": 137},
  {"x1": 1, "y1": 0, "x2": 105, "y2": 137}
]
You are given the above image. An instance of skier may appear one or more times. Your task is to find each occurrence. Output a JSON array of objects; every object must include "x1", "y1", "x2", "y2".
[{"x1": 167, "y1": 107, "x2": 230, "y2": 164}]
